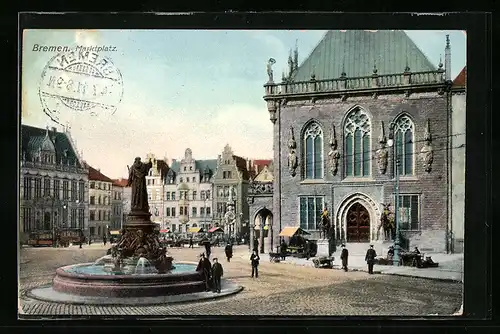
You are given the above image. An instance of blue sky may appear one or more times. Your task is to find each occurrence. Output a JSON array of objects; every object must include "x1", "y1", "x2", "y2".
[{"x1": 22, "y1": 30, "x2": 466, "y2": 178}]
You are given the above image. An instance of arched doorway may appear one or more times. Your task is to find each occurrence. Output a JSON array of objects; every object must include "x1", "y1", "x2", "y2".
[
  {"x1": 253, "y1": 208, "x2": 273, "y2": 253},
  {"x1": 346, "y1": 202, "x2": 370, "y2": 242}
]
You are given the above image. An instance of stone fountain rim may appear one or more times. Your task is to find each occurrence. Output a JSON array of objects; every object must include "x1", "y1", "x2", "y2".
[{"x1": 55, "y1": 261, "x2": 200, "y2": 281}]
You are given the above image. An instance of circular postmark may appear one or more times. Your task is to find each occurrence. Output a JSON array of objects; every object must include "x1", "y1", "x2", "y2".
[{"x1": 38, "y1": 49, "x2": 124, "y2": 124}]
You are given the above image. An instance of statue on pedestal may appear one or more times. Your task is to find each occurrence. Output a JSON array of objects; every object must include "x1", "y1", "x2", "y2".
[
  {"x1": 127, "y1": 157, "x2": 153, "y2": 213},
  {"x1": 420, "y1": 119, "x2": 434, "y2": 173}
]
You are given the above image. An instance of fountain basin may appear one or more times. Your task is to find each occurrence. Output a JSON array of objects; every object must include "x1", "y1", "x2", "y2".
[{"x1": 53, "y1": 262, "x2": 205, "y2": 298}]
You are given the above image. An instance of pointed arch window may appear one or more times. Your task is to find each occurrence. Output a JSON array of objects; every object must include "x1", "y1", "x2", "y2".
[
  {"x1": 344, "y1": 108, "x2": 371, "y2": 177},
  {"x1": 303, "y1": 122, "x2": 323, "y2": 179},
  {"x1": 394, "y1": 115, "x2": 414, "y2": 176}
]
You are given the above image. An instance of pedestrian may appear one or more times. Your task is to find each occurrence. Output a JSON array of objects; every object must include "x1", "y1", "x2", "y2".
[
  {"x1": 250, "y1": 250, "x2": 260, "y2": 278},
  {"x1": 204, "y1": 239, "x2": 211, "y2": 258},
  {"x1": 304, "y1": 240, "x2": 311, "y2": 260},
  {"x1": 79, "y1": 235, "x2": 83, "y2": 249},
  {"x1": 253, "y1": 237, "x2": 259, "y2": 253},
  {"x1": 340, "y1": 244, "x2": 349, "y2": 272},
  {"x1": 280, "y1": 239, "x2": 287, "y2": 260},
  {"x1": 88, "y1": 236, "x2": 92, "y2": 245},
  {"x1": 387, "y1": 246, "x2": 394, "y2": 260},
  {"x1": 189, "y1": 236, "x2": 194, "y2": 249},
  {"x1": 211, "y1": 257, "x2": 223, "y2": 293},
  {"x1": 365, "y1": 244, "x2": 377, "y2": 274},
  {"x1": 196, "y1": 253, "x2": 212, "y2": 291},
  {"x1": 225, "y1": 242, "x2": 233, "y2": 262},
  {"x1": 103, "y1": 235, "x2": 107, "y2": 246}
]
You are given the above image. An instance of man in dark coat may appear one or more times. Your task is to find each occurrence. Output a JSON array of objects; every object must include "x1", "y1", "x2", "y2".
[
  {"x1": 204, "y1": 239, "x2": 211, "y2": 258},
  {"x1": 253, "y1": 237, "x2": 259, "y2": 253},
  {"x1": 103, "y1": 235, "x2": 107, "y2": 246},
  {"x1": 250, "y1": 250, "x2": 260, "y2": 278},
  {"x1": 365, "y1": 244, "x2": 377, "y2": 274},
  {"x1": 280, "y1": 239, "x2": 287, "y2": 260},
  {"x1": 340, "y1": 244, "x2": 349, "y2": 272},
  {"x1": 189, "y1": 236, "x2": 194, "y2": 248},
  {"x1": 196, "y1": 253, "x2": 212, "y2": 291},
  {"x1": 211, "y1": 257, "x2": 224, "y2": 293},
  {"x1": 224, "y1": 243, "x2": 233, "y2": 262}
]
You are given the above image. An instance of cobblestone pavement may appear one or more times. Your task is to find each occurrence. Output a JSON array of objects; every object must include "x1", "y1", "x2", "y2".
[{"x1": 19, "y1": 244, "x2": 463, "y2": 316}]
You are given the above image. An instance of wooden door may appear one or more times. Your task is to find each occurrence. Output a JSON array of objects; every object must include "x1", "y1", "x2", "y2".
[{"x1": 346, "y1": 203, "x2": 370, "y2": 242}]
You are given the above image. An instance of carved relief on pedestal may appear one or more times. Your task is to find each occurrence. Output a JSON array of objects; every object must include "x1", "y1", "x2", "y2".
[
  {"x1": 328, "y1": 123, "x2": 340, "y2": 176},
  {"x1": 420, "y1": 119, "x2": 434, "y2": 173},
  {"x1": 376, "y1": 121, "x2": 389, "y2": 175},
  {"x1": 287, "y1": 126, "x2": 298, "y2": 177}
]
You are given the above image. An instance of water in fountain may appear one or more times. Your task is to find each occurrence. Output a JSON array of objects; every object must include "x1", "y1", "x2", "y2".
[
  {"x1": 134, "y1": 257, "x2": 158, "y2": 275},
  {"x1": 93, "y1": 255, "x2": 114, "y2": 266}
]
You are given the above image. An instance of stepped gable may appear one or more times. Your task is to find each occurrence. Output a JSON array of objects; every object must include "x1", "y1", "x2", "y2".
[
  {"x1": 21, "y1": 124, "x2": 83, "y2": 167},
  {"x1": 292, "y1": 30, "x2": 437, "y2": 82}
]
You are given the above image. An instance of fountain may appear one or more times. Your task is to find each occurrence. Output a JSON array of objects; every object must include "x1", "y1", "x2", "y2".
[{"x1": 33, "y1": 157, "x2": 213, "y2": 299}]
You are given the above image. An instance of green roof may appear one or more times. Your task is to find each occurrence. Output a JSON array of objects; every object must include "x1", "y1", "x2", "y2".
[
  {"x1": 21, "y1": 125, "x2": 83, "y2": 168},
  {"x1": 293, "y1": 30, "x2": 437, "y2": 82}
]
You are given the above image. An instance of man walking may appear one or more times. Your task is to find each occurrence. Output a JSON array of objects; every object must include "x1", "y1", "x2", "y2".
[
  {"x1": 103, "y1": 235, "x2": 107, "y2": 246},
  {"x1": 211, "y1": 257, "x2": 224, "y2": 293},
  {"x1": 250, "y1": 250, "x2": 260, "y2": 278},
  {"x1": 189, "y1": 236, "x2": 194, "y2": 249},
  {"x1": 224, "y1": 242, "x2": 233, "y2": 262},
  {"x1": 340, "y1": 244, "x2": 349, "y2": 272},
  {"x1": 365, "y1": 244, "x2": 377, "y2": 274}
]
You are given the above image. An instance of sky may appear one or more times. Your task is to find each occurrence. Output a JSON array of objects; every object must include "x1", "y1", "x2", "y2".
[{"x1": 21, "y1": 30, "x2": 466, "y2": 179}]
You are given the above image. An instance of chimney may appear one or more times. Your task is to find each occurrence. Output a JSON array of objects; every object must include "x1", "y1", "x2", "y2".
[{"x1": 445, "y1": 34, "x2": 451, "y2": 81}]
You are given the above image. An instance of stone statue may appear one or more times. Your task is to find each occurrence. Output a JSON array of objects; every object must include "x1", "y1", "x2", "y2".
[
  {"x1": 127, "y1": 157, "x2": 152, "y2": 212},
  {"x1": 420, "y1": 119, "x2": 434, "y2": 173},
  {"x1": 377, "y1": 203, "x2": 394, "y2": 241},
  {"x1": 288, "y1": 126, "x2": 298, "y2": 177},
  {"x1": 267, "y1": 58, "x2": 276, "y2": 83},
  {"x1": 376, "y1": 121, "x2": 389, "y2": 174},
  {"x1": 328, "y1": 124, "x2": 340, "y2": 176}
]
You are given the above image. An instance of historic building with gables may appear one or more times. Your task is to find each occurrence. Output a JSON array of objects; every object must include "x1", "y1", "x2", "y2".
[
  {"x1": 263, "y1": 30, "x2": 461, "y2": 254},
  {"x1": 20, "y1": 125, "x2": 89, "y2": 242}
]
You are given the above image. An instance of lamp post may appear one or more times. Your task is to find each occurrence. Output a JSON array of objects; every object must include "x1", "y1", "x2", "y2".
[{"x1": 387, "y1": 121, "x2": 401, "y2": 266}]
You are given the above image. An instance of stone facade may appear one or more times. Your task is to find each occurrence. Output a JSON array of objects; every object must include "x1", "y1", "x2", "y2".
[
  {"x1": 19, "y1": 125, "x2": 89, "y2": 242},
  {"x1": 164, "y1": 149, "x2": 216, "y2": 233},
  {"x1": 87, "y1": 166, "x2": 114, "y2": 239},
  {"x1": 248, "y1": 164, "x2": 274, "y2": 252},
  {"x1": 264, "y1": 31, "x2": 457, "y2": 253},
  {"x1": 212, "y1": 144, "x2": 251, "y2": 238},
  {"x1": 450, "y1": 67, "x2": 466, "y2": 253},
  {"x1": 111, "y1": 181, "x2": 124, "y2": 230},
  {"x1": 145, "y1": 153, "x2": 169, "y2": 228}
]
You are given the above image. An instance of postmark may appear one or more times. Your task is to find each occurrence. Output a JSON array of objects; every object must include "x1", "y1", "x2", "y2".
[{"x1": 38, "y1": 49, "x2": 124, "y2": 124}]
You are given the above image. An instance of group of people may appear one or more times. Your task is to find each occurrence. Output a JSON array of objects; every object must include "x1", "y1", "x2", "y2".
[
  {"x1": 339, "y1": 244, "x2": 378, "y2": 274},
  {"x1": 194, "y1": 241, "x2": 236, "y2": 293}
]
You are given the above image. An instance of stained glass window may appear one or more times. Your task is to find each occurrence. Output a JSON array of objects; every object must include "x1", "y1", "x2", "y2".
[
  {"x1": 344, "y1": 108, "x2": 371, "y2": 177},
  {"x1": 394, "y1": 115, "x2": 414, "y2": 176},
  {"x1": 303, "y1": 122, "x2": 323, "y2": 179}
]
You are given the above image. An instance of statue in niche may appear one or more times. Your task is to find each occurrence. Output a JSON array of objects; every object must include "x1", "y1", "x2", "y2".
[
  {"x1": 287, "y1": 126, "x2": 298, "y2": 177},
  {"x1": 420, "y1": 119, "x2": 434, "y2": 173},
  {"x1": 267, "y1": 58, "x2": 276, "y2": 83},
  {"x1": 376, "y1": 121, "x2": 389, "y2": 175},
  {"x1": 328, "y1": 124, "x2": 340, "y2": 176}
]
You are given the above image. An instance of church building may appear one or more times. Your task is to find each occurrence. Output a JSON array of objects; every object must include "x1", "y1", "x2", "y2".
[{"x1": 264, "y1": 30, "x2": 459, "y2": 254}]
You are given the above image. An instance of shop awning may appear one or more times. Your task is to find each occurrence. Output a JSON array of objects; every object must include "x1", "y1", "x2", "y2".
[
  {"x1": 109, "y1": 230, "x2": 121, "y2": 235},
  {"x1": 160, "y1": 229, "x2": 170, "y2": 233},
  {"x1": 278, "y1": 227, "x2": 310, "y2": 237},
  {"x1": 188, "y1": 227, "x2": 203, "y2": 233},
  {"x1": 208, "y1": 226, "x2": 224, "y2": 233}
]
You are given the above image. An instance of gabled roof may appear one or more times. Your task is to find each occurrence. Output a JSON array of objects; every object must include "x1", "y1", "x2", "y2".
[
  {"x1": 452, "y1": 66, "x2": 466, "y2": 88},
  {"x1": 113, "y1": 178, "x2": 128, "y2": 187},
  {"x1": 196, "y1": 159, "x2": 218, "y2": 175},
  {"x1": 21, "y1": 125, "x2": 83, "y2": 167},
  {"x1": 253, "y1": 165, "x2": 274, "y2": 182},
  {"x1": 232, "y1": 155, "x2": 250, "y2": 181},
  {"x1": 293, "y1": 30, "x2": 437, "y2": 82},
  {"x1": 85, "y1": 163, "x2": 114, "y2": 183}
]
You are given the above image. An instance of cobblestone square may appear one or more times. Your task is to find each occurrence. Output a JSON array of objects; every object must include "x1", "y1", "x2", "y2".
[{"x1": 19, "y1": 244, "x2": 463, "y2": 317}]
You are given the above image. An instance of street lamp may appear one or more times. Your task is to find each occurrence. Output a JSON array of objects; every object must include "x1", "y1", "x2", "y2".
[{"x1": 387, "y1": 122, "x2": 401, "y2": 266}]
